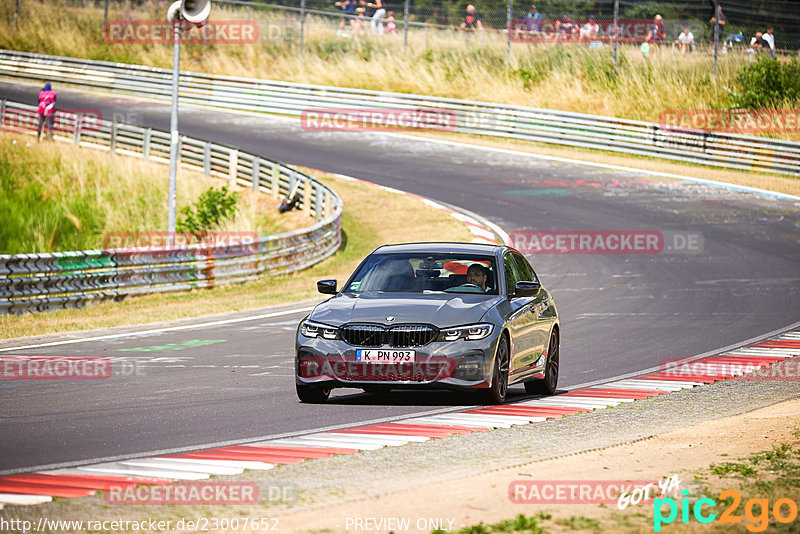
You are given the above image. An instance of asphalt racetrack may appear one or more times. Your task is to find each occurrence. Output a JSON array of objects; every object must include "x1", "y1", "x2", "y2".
[{"x1": 1, "y1": 81, "x2": 798, "y2": 473}]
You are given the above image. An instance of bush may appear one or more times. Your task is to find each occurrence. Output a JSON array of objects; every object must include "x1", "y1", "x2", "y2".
[
  {"x1": 731, "y1": 57, "x2": 800, "y2": 109},
  {"x1": 176, "y1": 186, "x2": 240, "y2": 239}
]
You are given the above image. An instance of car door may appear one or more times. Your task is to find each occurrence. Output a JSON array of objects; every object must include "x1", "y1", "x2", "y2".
[
  {"x1": 503, "y1": 252, "x2": 538, "y2": 382},
  {"x1": 514, "y1": 252, "x2": 554, "y2": 377}
]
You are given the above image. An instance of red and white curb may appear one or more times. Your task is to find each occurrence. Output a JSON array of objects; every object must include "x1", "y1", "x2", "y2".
[
  {"x1": 331, "y1": 173, "x2": 505, "y2": 245},
  {"x1": 1, "y1": 330, "x2": 797, "y2": 507}
]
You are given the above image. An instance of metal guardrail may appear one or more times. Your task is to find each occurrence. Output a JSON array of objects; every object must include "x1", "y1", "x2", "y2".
[
  {"x1": 0, "y1": 100, "x2": 342, "y2": 315},
  {"x1": 1, "y1": 49, "x2": 798, "y2": 176}
]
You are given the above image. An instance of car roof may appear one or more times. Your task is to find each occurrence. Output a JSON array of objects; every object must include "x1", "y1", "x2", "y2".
[{"x1": 373, "y1": 242, "x2": 507, "y2": 255}]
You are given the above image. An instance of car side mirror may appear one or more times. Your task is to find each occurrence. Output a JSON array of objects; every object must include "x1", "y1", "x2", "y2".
[
  {"x1": 317, "y1": 279, "x2": 337, "y2": 295},
  {"x1": 515, "y1": 280, "x2": 541, "y2": 297}
]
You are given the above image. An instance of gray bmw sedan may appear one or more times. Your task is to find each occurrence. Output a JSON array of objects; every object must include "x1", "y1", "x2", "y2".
[{"x1": 295, "y1": 243, "x2": 560, "y2": 404}]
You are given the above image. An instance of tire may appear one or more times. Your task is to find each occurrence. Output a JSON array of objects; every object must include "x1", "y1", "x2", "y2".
[
  {"x1": 296, "y1": 383, "x2": 332, "y2": 403},
  {"x1": 525, "y1": 329, "x2": 559, "y2": 396},
  {"x1": 482, "y1": 335, "x2": 510, "y2": 404}
]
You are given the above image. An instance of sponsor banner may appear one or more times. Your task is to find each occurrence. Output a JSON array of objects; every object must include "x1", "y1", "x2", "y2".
[
  {"x1": 510, "y1": 19, "x2": 653, "y2": 43},
  {"x1": 103, "y1": 231, "x2": 258, "y2": 255},
  {"x1": 511, "y1": 230, "x2": 703, "y2": 254},
  {"x1": 105, "y1": 482, "x2": 259, "y2": 505},
  {"x1": 660, "y1": 109, "x2": 800, "y2": 134},
  {"x1": 104, "y1": 20, "x2": 259, "y2": 44},
  {"x1": 509, "y1": 480, "x2": 655, "y2": 504},
  {"x1": 1, "y1": 357, "x2": 112, "y2": 380},
  {"x1": 300, "y1": 108, "x2": 457, "y2": 133},
  {"x1": 3, "y1": 108, "x2": 102, "y2": 133}
]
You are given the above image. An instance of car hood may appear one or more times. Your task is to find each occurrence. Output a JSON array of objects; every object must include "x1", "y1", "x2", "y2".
[{"x1": 310, "y1": 293, "x2": 503, "y2": 327}]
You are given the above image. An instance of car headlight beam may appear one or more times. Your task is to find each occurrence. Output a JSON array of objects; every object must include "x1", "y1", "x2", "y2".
[
  {"x1": 301, "y1": 320, "x2": 338, "y2": 340},
  {"x1": 439, "y1": 323, "x2": 493, "y2": 342}
]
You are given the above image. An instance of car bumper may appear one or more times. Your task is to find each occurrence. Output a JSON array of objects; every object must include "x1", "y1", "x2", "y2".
[{"x1": 295, "y1": 335, "x2": 499, "y2": 391}]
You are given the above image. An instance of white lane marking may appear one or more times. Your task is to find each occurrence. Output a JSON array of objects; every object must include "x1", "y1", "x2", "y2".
[
  {"x1": 120, "y1": 459, "x2": 242, "y2": 476},
  {"x1": 607, "y1": 379, "x2": 696, "y2": 390},
  {"x1": 0, "y1": 306, "x2": 315, "y2": 353},
  {"x1": 722, "y1": 348, "x2": 798, "y2": 357},
  {"x1": 418, "y1": 413, "x2": 537, "y2": 426},
  {"x1": 153, "y1": 458, "x2": 275, "y2": 470},
  {"x1": 399, "y1": 416, "x2": 499, "y2": 429},
  {"x1": 321, "y1": 432, "x2": 429, "y2": 444},
  {"x1": 260, "y1": 438, "x2": 383, "y2": 451},
  {"x1": 74, "y1": 463, "x2": 210, "y2": 480},
  {"x1": 0, "y1": 494, "x2": 53, "y2": 505},
  {"x1": 518, "y1": 398, "x2": 623, "y2": 408}
]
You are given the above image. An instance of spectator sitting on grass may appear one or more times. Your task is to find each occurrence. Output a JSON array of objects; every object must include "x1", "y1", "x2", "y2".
[
  {"x1": 460, "y1": 5, "x2": 483, "y2": 32},
  {"x1": 517, "y1": 5, "x2": 542, "y2": 41},
  {"x1": 556, "y1": 14, "x2": 577, "y2": 40},
  {"x1": 578, "y1": 14, "x2": 599, "y2": 42},
  {"x1": 645, "y1": 14, "x2": 666, "y2": 45},
  {"x1": 335, "y1": 0, "x2": 356, "y2": 36},
  {"x1": 749, "y1": 31, "x2": 766, "y2": 59},
  {"x1": 673, "y1": 26, "x2": 694, "y2": 53},
  {"x1": 385, "y1": 11, "x2": 397, "y2": 34}
]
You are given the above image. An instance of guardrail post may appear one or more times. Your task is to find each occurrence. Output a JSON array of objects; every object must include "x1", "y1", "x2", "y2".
[
  {"x1": 203, "y1": 142, "x2": 211, "y2": 175},
  {"x1": 74, "y1": 114, "x2": 83, "y2": 145},
  {"x1": 0, "y1": 99, "x2": 5, "y2": 131},
  {"x1": 325, "y1": 191, "x2": 332, "y2": 218},
  {"x1": 303, "y1": 179, "x2": 311, "y2": 217},
  {"x1": 228, "y1": 149, "x2": 238, "y2": 187},
  {"x1": 251, "y1": 157, "x2": 260, "y2": 191},
  {"x1": 314, "y1": 184, "x2": 323, "y2": 221},
  {"x1": 142, "y1": 128, "x2": 151, "y2": 160},
  {"x1": 271, "y1": 163, "x2": 280, "y2": 198},
  {"x1": 110, "y1": 121, "x2": 117, "y2": 153}
]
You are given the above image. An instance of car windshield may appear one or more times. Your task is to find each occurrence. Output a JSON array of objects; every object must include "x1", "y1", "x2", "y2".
[{"x1": 345, "y1": 253, "x2": 499, "y2": 295}]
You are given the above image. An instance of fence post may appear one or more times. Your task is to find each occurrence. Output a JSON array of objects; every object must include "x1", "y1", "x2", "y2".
[
  {"x1": 14, "y1": 0, "x2": 19, "y2": 33},
  {"x1": 203, "y1": 142, "x2": 211, "y2": 175},
  {"x1": 228, "y1": 148, "x2": 238, "y2": 187},
  {"x1": 403, "y1": 0, "x2": 409, "y2": 51},
  {"x1": 271, "y1": 163, "x2": 280, "y2": 198},
  {"x1": 251, "y1": 157, "x2": 260, "y2": 191},
  {"x1": 74, "y1": 114, "x2": 83, "y2": 145},
  {"x1": 713, "y1": 0, "x2": 720, "y2": 77},
  {"x1": 299, "y1": 0, "x2": 306, "y2": 59},
  {"x1": 142, "y1": 128, "x2": 151, "y2": 160},
  {"x1": 506, "y1": 0, "x2": 512, "y2": 64},
  {"x1": 612, "y1": 0, "x2": 619, "y2": 67},
  {"x1": 109, "y1": 121, "x2": 116, "y2": 153},
  {"x1": 103, "y1": 0, "x2": 109, "y2": 29}
]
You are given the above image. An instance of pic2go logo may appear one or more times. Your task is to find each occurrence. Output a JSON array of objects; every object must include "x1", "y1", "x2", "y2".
[{"x1": 654, "y1": 489, "x2": 798, "y2": 532}]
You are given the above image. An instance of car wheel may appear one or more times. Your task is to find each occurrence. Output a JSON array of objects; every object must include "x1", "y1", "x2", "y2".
[
  {"x1": 296, "y1": 383, "x2": 332, "y2": 403},
  {"x1": 483, "y1": 335, "x2": 509, "y2": 404},
  {"x1": 525, "y1": 330, "x2": 559, "y2": 396}
]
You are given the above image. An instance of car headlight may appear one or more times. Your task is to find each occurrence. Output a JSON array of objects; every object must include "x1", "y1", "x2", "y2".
[
  {"x1": 438, "y1": 323, "x2": 494, "y2": 342},
  {"x1": 300, "y1": 320, "x2": 338, "y2": 340}
]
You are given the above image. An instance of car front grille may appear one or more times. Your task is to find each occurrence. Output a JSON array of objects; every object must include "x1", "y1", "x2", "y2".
[{"x1": 339, "y1": 324, "x2": 438, "y2": 347}]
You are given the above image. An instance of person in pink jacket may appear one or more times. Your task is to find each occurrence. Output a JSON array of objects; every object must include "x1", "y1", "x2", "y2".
[{"x1": 37, "y1": 82, "x2": 56, "y2": 141}]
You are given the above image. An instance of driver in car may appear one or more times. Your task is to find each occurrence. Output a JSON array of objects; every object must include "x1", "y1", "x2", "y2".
[{"x1": 466, "y1": 263, "x2": 489, "y2": 292}]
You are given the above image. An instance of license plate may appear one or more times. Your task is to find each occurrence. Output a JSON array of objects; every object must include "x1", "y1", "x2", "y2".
[{"x1": 355, "y1": 349, "x2": 416, "y2": 363}]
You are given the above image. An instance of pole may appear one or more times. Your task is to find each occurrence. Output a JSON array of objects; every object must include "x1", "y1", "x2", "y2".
[
  {"x1": 168, "y1": 20, "x2": 182, "y2": 235},
  {"x1": 299, "y1": 0, "x2": 305, "y2": 59},
  {"x1": 712, "y1": 1, "x2": 719, "y2": 77},
  {"x1": 506, "y1": 0, "x2": 512, "y2": 64},
  {"x1": 612, "y1": 0, "x2": 619, "y2": 67},
  {"x1": 14, "y1": 0, "x2": 19, "y2": 32},
  {"x1": 403, "y1": 0, "x2": 409, "y2": 51},
  {"x1": 103, "y1": 0, "x2": 109, "y2": 29}
]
